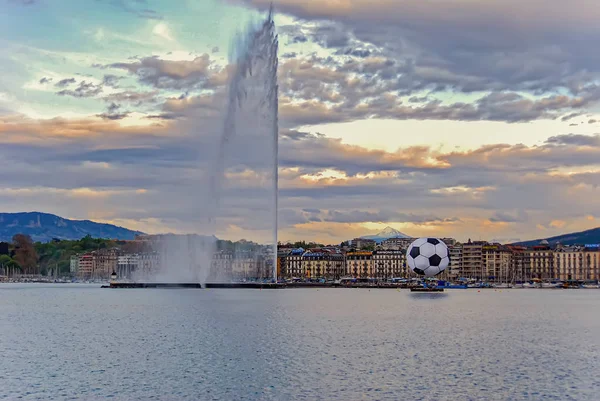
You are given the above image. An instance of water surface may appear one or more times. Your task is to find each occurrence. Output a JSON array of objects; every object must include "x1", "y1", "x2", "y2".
[{"x1": 1, "y1": 284, "x2": 599, "y2": 400}]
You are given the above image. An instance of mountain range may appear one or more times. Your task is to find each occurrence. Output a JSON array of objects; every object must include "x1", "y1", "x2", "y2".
[
  {"x1": 512, "y1": 227, "x2": 600, "y2": 247},
  {"x1": 0, "y1": 212, "x2": 144, "y2": 243},
  {"x1": 360, "y1": 226, "x2": 410, "y2": 243}
]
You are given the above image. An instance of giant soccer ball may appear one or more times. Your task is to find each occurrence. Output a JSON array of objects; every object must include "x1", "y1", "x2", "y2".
[{"x1": 406, "y1": 237, "x2": 449, "y2": 277}]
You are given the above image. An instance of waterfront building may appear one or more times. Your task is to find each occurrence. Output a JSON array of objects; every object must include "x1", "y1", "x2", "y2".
[
  {"x1": 138, "y1": 252, "x2": 160, "y2": 278},
  {"x1": 345, "y1": 251, "x2": 373, "y2": 278},
  {"x1": 505, "y1": 246, "x2": 530, "y2": 282},
  {"x1": 554, "y1": 247, "x2": 600, "y2": 281},
  {"x1": 77, "y1": 254, "x2": 95, "y2": 279},
  {"x1": 285, "y1": 248, "x2": 305, "y2": 278},
  {"x1": 70, "y1": 255, "x2": 79, "y2": 274},
  {"x1": 527, "y1": 243, "x2": 555, "y2": 280},
  {"x1": 448, "y1": 244, "x2": 462, "y2": 279},
  {"x1": 95, "y1": 248, "x2": 119, "y2": 279},
  {"x1": 482, "y1": 244, "x2": 512, "y2": 283},
  {"x1": 301, "y1": 249, "x2": 344, "y2": 279},
  {"x1": 117, "y1": 254, "x2": 140, "y2": 279},
  {"x1": 276, "y1": 248, "x2": 292, "y2": 278},
  {"x1": 231, "y1": 251, "x2": 267, "y2": 280},
  {"x1": 461, "y1": 240, "x2": 486, "y2": 279},
  {"x1": 209, "y1": 251, "x2": 234, "y2": 281},
  {"x1": 372, "y1": 250, "x2": 406, "y2": 279}
]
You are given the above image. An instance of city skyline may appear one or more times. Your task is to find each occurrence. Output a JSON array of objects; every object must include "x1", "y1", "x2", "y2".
[{"x1": 2, "y1": 0, "x2": 600, "y2": 244}]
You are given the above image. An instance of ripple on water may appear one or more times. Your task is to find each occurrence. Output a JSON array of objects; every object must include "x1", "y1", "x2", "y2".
[{"x1": 0, "y1": 285, "x2": 599, "y2": 400}]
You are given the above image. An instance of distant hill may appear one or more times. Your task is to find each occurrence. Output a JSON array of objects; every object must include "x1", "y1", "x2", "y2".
[
  {"x1": 360, "y1": 226, "x2": 410, "y2": 243},
  {"x1": 513, "y1": 227, "x2": 600, "y2": 247},
  {"x1": 0, "y1": 212, "x2": 144, "y2": 242}
]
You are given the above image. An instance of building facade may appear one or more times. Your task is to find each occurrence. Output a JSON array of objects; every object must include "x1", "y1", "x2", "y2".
[
  {"x1": 461, "y1": 241, "x2": 485, "y2": 279},
  {"x1": 302, "y1": 250, "x2": 344, "y2": 279},
  {"x1": 372, "y1": 250, "x2": 406, "y2": 278},
  {"x1": 554, "y1": 248, "x2": 600, "y2": 281},
  {"x1": 345, "y1": 251, "x2": 374, "y2": 278},
  {"x1": 482, "y1": 244, "x2": 512, "y2": 282}
]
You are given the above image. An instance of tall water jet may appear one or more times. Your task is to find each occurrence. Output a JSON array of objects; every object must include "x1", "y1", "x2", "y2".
[
  {"x1": 146, "y1": 8, "x2": 279, "y2": 284},
  {"x1": 223, "y1": 5, "x2": 279, "y2": 280},
  {"x1": 217, "y1": 6, "x2": 279, "y2": 281}
]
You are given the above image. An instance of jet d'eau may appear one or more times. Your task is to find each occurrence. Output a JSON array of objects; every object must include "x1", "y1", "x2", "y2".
[{"x1": 145, "y1": 8, "x2": 279, "y2": 285}]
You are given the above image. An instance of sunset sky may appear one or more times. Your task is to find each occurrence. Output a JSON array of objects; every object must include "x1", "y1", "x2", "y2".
[{"x1": 1, "y1": 0, "x2": 600, "y2": 244}]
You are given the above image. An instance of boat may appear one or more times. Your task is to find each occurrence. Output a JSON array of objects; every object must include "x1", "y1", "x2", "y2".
[
  {"x1": 410, "y1": 287, "x2": 444, "y2": 292},
  {"x1": 582, "y1": 284, "x2": 599, "y2": 289},
  {"x1": 492, "y1": 283, "x2": 513, "y2": 289},
  {"x1": 437, "y1": 280, "x2": 467, "y2": 289},
  {"x1": 541, "y1": 282, "x2": 563, "y2": 289}
]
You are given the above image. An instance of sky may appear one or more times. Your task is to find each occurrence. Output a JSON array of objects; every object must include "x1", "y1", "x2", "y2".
[{"x1": 1, "y1": 0, "x2": 600, "y2": 244}]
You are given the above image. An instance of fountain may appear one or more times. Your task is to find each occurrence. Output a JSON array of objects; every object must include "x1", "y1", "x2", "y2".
[{"x1": 121, "y1": 8, "x2": 279, "y2": 287}]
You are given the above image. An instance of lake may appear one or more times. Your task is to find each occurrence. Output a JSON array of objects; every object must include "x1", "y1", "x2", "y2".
[{"x1": 1, "y1": 284, "x2": 599, "y2": 400}]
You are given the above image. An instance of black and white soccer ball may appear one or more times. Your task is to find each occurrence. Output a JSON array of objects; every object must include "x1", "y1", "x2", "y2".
[{"x1": 406, "y1": 237, "x2": 449, "y2": 277}]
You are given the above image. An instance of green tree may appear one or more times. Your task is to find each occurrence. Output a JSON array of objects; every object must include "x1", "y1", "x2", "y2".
[{"x1": 0, "y1": 254, "x2": 21, "y2": 276}]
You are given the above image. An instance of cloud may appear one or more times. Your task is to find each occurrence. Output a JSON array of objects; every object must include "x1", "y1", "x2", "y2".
[
  {"x1": 489, "y1": 210, "x2": 529, "y2": 223},
  {"x1": 274, "y1": 56, "x2": 599, "y2": 127},
  {"x1": 5, "y1": 101, "x2": 600, "y2": 242},
  {"x1": 545, "y1": 134, "x2": 600, "y2": 147},
  {"x1": 56, "y1": 81, "x2": 103, "y2": 98},
  {"x1": 102, "y1": 74, "x2": 123, "y2": 88},
  {"x1": 55, "y1": 78, "x2": 76, "y2": 88},
  {"x1": 106, "y1": 54, "x2": 221, "y2": 90},
  {"x1": 236, "y1": 0, "x2": 600, "y2": 118},
  {"x1": 102, "y1": 90, "x2": 159, "y2": 106}
]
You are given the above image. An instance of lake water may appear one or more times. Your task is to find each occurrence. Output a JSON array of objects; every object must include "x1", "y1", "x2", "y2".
[{"x1": 1, "y1": 284, "x2": 599, "y2": 401}]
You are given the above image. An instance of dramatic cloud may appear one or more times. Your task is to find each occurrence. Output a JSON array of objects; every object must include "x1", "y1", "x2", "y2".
[
  {"x1": 3, "y1": 1, "x2": 600, "y2": 243},
  {"x1": 2, "y1": 105, "x2": 600, "y2": 242},
  {"x1": 235, "y1": 0, "x2": 600, "y2": 117},
  {"x1": 107, "y1": 54, "x2": 222, "y2": 90}
]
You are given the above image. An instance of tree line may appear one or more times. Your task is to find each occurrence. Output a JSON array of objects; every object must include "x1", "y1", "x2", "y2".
[
  {"x1": 0, "y1": 234, "x2": 137, "y2": 276},
  {"x1": 1, "y1": 234, "x2": 276, "y2": 276}
]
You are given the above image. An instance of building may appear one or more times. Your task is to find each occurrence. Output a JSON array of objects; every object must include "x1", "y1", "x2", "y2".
[
  {"x1": 372, "y1": 250, "x2": 406, "y2": 278},
  {"x1": 77, "y1": 254, "x2": 95, "y2": 279},
  {"x1": 381, "y1": 237, "x2": 414, "y2": 250},
  {"x1": 209, "y1": 251, "x2": 233, "y2": 281},
  {"x1": 554, "y1": 247, "x2": 600, "y2": 281},
  {"x1": 230, "y1": 251, "x2": 268, "y2": 280},
  {"x1": 448, "y1": 244, "x2": 462, "y2": 278},
  {"x1": 285, "y1": 248, "x2": 305, "y2": 278},
  {"x1": 276, "y1": 248, "x2": 292, "y2": 279},
  {"x1": 95, "y1": 248, "x2": 119, "y2": 279},
  {"x1": 461, "y1": 240, "x2": 485, "y2": 279},
  {"x1": 302, "y1": 249, "x2": 344, "y2": 279},
  {"x1": 70, "y1": 255, "x2": 79, "y2": 274},
  {"x1": 138, "y1": 252, "x2": 160, "y2": 279},
  {"x1": 345, "y1": 251, "x2": 373, "y2": 278},
  {"x1": 482, "y1": 244, "x2": 512, "y2": 282},
  {"x1": 349, "y1": 238, "x2": 376, "y2": 250},
  {"x1": 527, "y1": 244, "x2": 554, "y2": 280},
  {"x1": 117, "y1": 254, "x2": 140, "y2": 279},
  {"x1": 505, "y1": 245, "x2": 530, "y2": 282}
]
